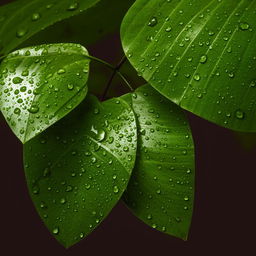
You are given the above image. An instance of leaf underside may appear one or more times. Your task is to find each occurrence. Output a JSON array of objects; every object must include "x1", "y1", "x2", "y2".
[
  {"x1": 0, "y1": 0, "x2": 100, "y2": 56},
  {"x1": 0, "y1": 43, "x2": 90, "y2": 143},
  {"x1": 121, "y1": 0, "x2": 256, "y2": 132},
  {"x1": 122, "y1": 85, "x2": 195, "y2": 240},
  {"x1": 21, "y1": 0, "x2": 136, "y2": 49},
  {"x1": 23, "y1": 94, "x2": 137, "y2": 248}
]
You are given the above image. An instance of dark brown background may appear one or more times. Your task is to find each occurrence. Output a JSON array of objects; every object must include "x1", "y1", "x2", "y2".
[{"x1": 1, "y1": 0, "x2": 256, "y2": 255}]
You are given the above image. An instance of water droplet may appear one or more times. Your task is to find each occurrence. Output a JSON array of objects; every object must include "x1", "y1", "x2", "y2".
[
  {"x1": 193, "y1": 74, "x2": 201, "y2": 81},
  {"x1": 249, "y1": 81, "x2": 255, "y2": 88},
  {"x1": 14, "y1": 108, "x2": 21, "y2": 115},
  {"x1": 57, "y1": 69, "x2": 66, "y2": 74},
  {"x1": 148, "y1": 17, "x2": 158, "y2": 27},
  {"x1": 28, "y1": 105, "x2": 39, "y2": 114},
  {"x1": 31, "y1": 13, "x2": 41, "y2": 21},
  {"x1": 200, "y1": 55, "x2": 207, "y2": 64},
  {"x1": 152, "y1": 224, "x2": 157, "y2": 229},
  {"x1": 239, "y1": 22, "x2": 250, "y2": 30},
  {"x1": 12, "y1": 77, "x2": 23, "y2": 84},
  {"x1": 165, "y1": 26, "x2": 172, "y2": 32},
  {"x1": 16, "y1": 28, "x2": 27, "y2": 38},
  {"x1": 67, "y1": 2, "x2": 79, "y2": 11},
  {"x1": 67, "y1": 84, "x2": 74, "y2": 90},
  {"x1": 60, "y1": 198, "x2": 66, "y2": 204},
  {"x1": 94, "y1": 108, "x2": 99, "y2": 114},
  {"x1": 52, "y1": 227, "x2": 59, "y2": 235},
  {"x1": 113, "y1": 186, "x2": 119, "y2": 194},
  {"x1": 235, "y1": 110, "x2": 245, "y2": 119}
]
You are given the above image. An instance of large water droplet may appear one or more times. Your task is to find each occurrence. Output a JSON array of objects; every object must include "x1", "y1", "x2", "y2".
[
  {"x1": 28, "y1": 105, "x2": 39, "y2": 114},
  {"x1": 239, "y1": 22, "x2": 250, "y2": 30},
  {"x1": 148, "y1": 17, "x2": 158, "y2": 27},
  {"x1": 16, "y1": 28, "x2": 27, "y2": 38},
  {"x1": 67, "y1": 2, "x2": 79, "y2": 11}
]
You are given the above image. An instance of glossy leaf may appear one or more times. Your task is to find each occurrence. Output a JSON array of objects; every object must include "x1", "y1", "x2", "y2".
[
  {"x1": 122, "y1": 85, "x2": 194, "y2": 240},
  {"x1": 0, "y1": 0, "x2": 100, "y2": 55},
  {"x1": 0, "y1": 43, "x2": 89, "y2": 143},
  {"x1": 23, "y1": 94, "x2": 137, "y2": 248},
  {"x1": 21, "y1": 0, "x2": 135, "y2": 49},
  {"x1": 121, "y1": 0, "x2": 256, "y2": 132}
]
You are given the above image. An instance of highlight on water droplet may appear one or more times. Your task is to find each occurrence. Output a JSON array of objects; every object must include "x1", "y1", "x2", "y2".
[{"x1": 148, "y1": 17, "x2": 158, "y2": 27}]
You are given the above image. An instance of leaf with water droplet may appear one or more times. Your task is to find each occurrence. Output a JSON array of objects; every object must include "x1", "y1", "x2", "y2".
[
  {"x1": 0, "y1": 43, "x2": 90, "y2": 143},
  {"x1": 122, "y1": 85, "x2": 195, "y2": 240},
  {"x1": 23, "y1": 94, "x2": 137, "y2": 248},
  {"x1": 121, "y1": 0, "x2": 256, "y2": 132},
  {"x1": 21, "y1": 0, "x2": 136, "y2": 52},
  {"x1": 0, "y1": 0, "x2": 101, "y2": 55}
]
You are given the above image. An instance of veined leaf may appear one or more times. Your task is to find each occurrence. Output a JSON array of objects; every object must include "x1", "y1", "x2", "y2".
[
  {"x1": 23, "y1": 94, "x2": 137, "y2": 248},
  {"x1": 121, "y1": 0, "x2": 256, "y2": 132},
  {"x1": 122, "y1": 85, "x2": 194, "y2": 240},
  {"x1": 21, "y1": 0, "x2": 135, "y2": 49},
  {"x1": 0, "y1": 0, "x2": 100, "y2": 55},
  {"x1": 0, "y1": 43, "x2": 89, "y2": 143}
]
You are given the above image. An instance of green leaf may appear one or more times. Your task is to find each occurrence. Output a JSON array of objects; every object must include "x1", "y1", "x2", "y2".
[
  {"x1": 0, "y1": 0, "x2": 100, "y2": 55},
  {"x1": 23, "y1": 94, "x2": 137, "y2": 248},
  {"x1": 0, "y1": 43, "x2": 89, "y2": 143},
  {"x1": 21, "y1": 0, "x2": 136, "y2": 49},
  {"x1": 121, "y1": 0, "x2": 256, "y2": 132},
  {"x1": 122, "y1": 85, "x2": 194, "y2": 240}
]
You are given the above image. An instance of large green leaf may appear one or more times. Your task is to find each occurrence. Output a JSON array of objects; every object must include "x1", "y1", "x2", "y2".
[
  {"x1": 0, "y1": 43, "x2": 89, "y2": 143},
  {"x1": 0, "y1": 0, "x2": 100, "y2": 55},
  {"x1": 121, "y1": 0, "x2": 256, "y2": 132},
  {"x1": 23, "y1": 94, "x2": 137, "y2": 248},
  {"x1": 122, "y1": 85, "x2": 194, "y2": 240},
  {"x1": 21, "y1": 0, "x2": 135, "y2": 49}
]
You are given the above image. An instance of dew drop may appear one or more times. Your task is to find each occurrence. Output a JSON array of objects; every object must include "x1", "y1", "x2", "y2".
[
  {"x1": 193, "y1": 74, "x2": 201, "y2": 81},
  {"x1": 148, "y1": 17, "x2": 158, "y2": 27},
  {"x1": 57, "y1": 69, "x2": 66, "y2": 74},
  {"x1": 235, "y1": 110, "x2": 245, "y2": 119},
  {"x1": 67, "y1": 2, "x2": 79, "y2": 11},
  {"x1": 67, "y1": 84, "x2": 74, "y2": 90},
  {"x1": 239, "y1": 22, "x2": 250, "y2": 30},
  {"x1": 52, "y1": 227, "x2": 59, "y2": 235},
  {"x1": 199, "y1": 55, "x2": 207, "y2": 64},
  {"x1": 28, "y1": 105, "x2": 39, "y2": 114},
  {"x1": 12, "y1": 77, "x2": 23, "y2": 84},
  {"x1": 113, "y1": 186, "x2": 119, "y2": 194},
  {"x1": 31, "y1": 13, "x2": 41, "y2": 21},
  {"x1": 165, "y1": 26, "x2": 172, "y2": 32},
  {"x1": 16, "y1": 28, "x2": 27, "y2": 38},
  {"x1": 14, "y1": 108, "x2": 21, "y2": 115}
]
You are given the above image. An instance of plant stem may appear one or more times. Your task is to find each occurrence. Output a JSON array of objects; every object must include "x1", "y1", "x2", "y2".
[
  {"x1": 85, "y1": 55, "x2": 133, "y2": 98},
  {"x1": 85, "y1": 55, "x2": 116, "y2": 70},
  {"x1": 116, "y1": 71, "x2": 134, "y2": 92},
  {"x1": 101, "y1": 56, "x2": 133, "y2": 100}
]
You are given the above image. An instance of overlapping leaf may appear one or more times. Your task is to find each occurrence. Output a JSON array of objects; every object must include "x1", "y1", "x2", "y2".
[
  {"x1": 23, "y1": 94, "x2": 137, "y2": 248},
  {"x1": 121, "y1": 0, "x2": 256, "y2": 132},
  {"x1": 0, "y1": 0, "x2": 100, "y2": 56},
  {"x1": 0, "y1": 43, "x2": 90, "y2": 143},
  {"x1": 21, "y1": 0, "x2": 135, "y2": 49},
  {"x1": 122, "y1": 85, "x2": 194, "y2": 239}
]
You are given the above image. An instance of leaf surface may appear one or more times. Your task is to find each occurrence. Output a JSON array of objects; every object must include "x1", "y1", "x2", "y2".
[
  {"x1": 0, "y1": 0, "x2": 100, "y2": 55},
  {"x1": 23, "y1": 94, "x2": 137, "y2": 248},
  {"x1": 122, "y1": 85, "x2": 194, "y2": 240},
  {"x1": 0, "y1": 43, "x2": 89, "y2": 143},
  {"x1": 21, "y1": 0, "x2": 135, "y2": 49},
  {"x1": 121, "y1": 0, "x2": 256, "y2": 132}
]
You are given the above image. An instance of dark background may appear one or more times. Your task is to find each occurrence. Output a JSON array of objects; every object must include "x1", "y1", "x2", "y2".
[{"x1": 1, "y1": 0, "x2": 256, "y2": 255}]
